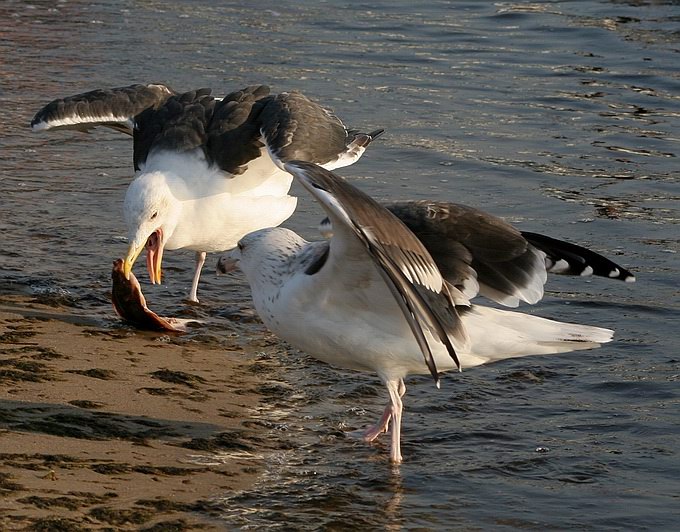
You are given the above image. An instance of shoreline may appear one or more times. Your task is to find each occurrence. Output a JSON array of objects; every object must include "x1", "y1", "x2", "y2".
[{"x1": 0, "y1": 292, "x2": 269, "y2": 530}]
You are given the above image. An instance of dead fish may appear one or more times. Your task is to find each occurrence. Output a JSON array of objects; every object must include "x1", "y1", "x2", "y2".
[{"x1": 111, "y1": 259, "x2": 195, "y2": 332}]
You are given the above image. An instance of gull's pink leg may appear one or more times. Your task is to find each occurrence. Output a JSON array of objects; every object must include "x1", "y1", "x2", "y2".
[
  {"x1": 386, "y1": 379, "x2": 405, "y2": 464},
  {"x1": 363, "y1": 379, "x2": 405, "y2": 442},
  {"x1": 188, "y1": 251, "x2": 207, "y2": 303}
]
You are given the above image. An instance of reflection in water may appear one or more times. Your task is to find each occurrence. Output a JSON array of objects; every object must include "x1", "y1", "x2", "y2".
[{"x1": 385, "y1": 467, "x2": 405, "y2": 532}]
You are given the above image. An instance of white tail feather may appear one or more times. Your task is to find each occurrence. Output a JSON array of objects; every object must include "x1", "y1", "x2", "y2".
[{"x1": 459, "y1": 306, "x2": 613, "y2": 369}]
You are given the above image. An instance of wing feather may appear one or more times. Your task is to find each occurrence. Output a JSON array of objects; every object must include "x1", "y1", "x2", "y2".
[
  {"x1": 521, "y1": 231, "x2": 636, "y2": 282},
  {"x1": 284, "y1": 161, "x2": 464, "y2": 384},
  {"x1": 261, "y1": 92, "x2": 348, "y2": 166},
  {"x1": 206, "y1": 85, "x2": 272, "y2": 174},
  {"x1": 261, "y1": 93, "x2": 383, "y2": 170},
  {"x1": 31, "y1": 83, "x2": 174, "y2": 136},
  {"x1": 133, "y1": 88, "x2": 214, "y2": 170},
  {"x1": 385, "y1": 201, "x2": 548, "y2": 307}
]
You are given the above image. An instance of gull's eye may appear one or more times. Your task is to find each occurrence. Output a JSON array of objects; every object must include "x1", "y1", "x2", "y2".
[{"x1": 150, "y1": 211, "x2": 158, "y2": 220}]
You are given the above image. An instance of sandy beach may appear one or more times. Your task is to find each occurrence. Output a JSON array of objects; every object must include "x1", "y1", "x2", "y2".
[{"x1": 0, "y1": 290, "x2": 272, "y2": 530}]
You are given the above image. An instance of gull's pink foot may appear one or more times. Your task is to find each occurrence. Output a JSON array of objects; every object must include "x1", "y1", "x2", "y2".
[{"x1": 363, "y1": 406, "x2": 391, "y2": 442}]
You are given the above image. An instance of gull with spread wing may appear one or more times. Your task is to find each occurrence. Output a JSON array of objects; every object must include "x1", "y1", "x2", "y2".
[
  {"x1": 32, "y1": 84, "x2": 382, "y2": 302},
  {"x1": 318, "y1": 200, "x2": 635, "y2": 310},
  {"x1": 218, "y1": 162, "x2": 614, "y2": 463}
]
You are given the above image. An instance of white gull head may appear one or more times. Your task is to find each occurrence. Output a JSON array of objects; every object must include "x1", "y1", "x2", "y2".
[
  {"x1": 219, "y1": 228, "x2": 307, "y2": 287},
  {"x1": 122, "y1": 170, "x2": 181, "y2": 282}
]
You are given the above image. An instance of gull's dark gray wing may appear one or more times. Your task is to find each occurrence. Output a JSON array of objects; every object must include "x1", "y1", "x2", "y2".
[
  {"x1": 206, "y1": 85, "x2": 272, "y2": 175},
  {"x1": 384, "y1": 201, "x2": 547, "y2": 307},
  {"x1": 31, "y1": 83, "x2": 213, "y2": 173},
  {"x1": 385, "y1": 201, "x2": 636, "y2": 305},
  {"x1": 260, "y1": 92, "x2": 383, "y2": 169},
  {"x1": 133, "y1": 88, "x2": 215, "y2": 171},
  {"x1": 284, "y1": 161, "x2": 464, "y2": 386},
  {"x1": 31, "y1": 83, "x2": 174, "y2": 136}
]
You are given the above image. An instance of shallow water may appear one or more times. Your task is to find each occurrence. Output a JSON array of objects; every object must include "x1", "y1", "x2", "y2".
[{"x1": 1, "y1": 0, "x2": 679, "y2": 529}]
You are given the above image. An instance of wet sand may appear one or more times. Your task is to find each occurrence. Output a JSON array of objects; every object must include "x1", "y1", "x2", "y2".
[{"x1": 0, "y1": 291, "x2": 268, "y2": 530}]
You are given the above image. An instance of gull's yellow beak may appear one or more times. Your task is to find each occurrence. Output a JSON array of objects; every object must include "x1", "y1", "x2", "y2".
[{"x1": 123, "y1": 243, "x2": 144, "y2": 281}]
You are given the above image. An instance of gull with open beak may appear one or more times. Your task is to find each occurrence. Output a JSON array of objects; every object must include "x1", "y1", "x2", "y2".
[{"x1": 32, "y1": 83, "x2": 383, "y2": 303}]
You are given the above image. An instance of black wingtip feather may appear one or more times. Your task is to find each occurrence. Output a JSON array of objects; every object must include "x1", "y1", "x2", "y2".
[
  {"x1": 368, "y1": 128, "x2": 385, "y2": 140},
  {"x1": 522, "y1": 231, "x2": 636, "y2": 282}
]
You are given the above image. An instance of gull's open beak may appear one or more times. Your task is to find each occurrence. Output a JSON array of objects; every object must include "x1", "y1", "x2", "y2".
[
  {"x1": 145, "y1": 228, "x2": 164, "y2": 284},
  {"x1": 124, "y1": 228, "x2": 164, "y2": 283}
]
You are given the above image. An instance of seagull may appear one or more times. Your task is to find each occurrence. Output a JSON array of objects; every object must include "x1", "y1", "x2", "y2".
[
  {"x1": 318, "y1": 201, "x2": 635, "y2": 309},
  {"x1": 218, "y1": 161, "x2": 614, "y2": 463},
  {"x1": 31, "y1": 83, "x2": 383, "y2": 302}
]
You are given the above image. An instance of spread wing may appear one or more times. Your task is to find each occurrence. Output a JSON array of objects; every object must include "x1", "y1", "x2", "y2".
[
  {"x1": 31, "y1": 83, "x2": 215, "y2": 173},
  {"x1": 284, "y1": 161, "x2": 464, "y2": 386},
  {"x1": 384, "y1": 201, "x2": 547, "y2": 307},
  {"x1": 133, "y1": 88, "x2": 215, "y2": 170},
  {"x1": 383, "y1": 201, "x2": 636, "y2": 306},
  {"x1": 260, "y1": 91, "x2": 384, "y2": 169},
  {"x1": 32, "y1": 84, "x2": 383, "y2": 187},
  {"x1": 206, "y1": 85, "x2": 272, "y2": 175},
  {"x1": 31, "y1": 83, "x2": 175, "y2": 136}
]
